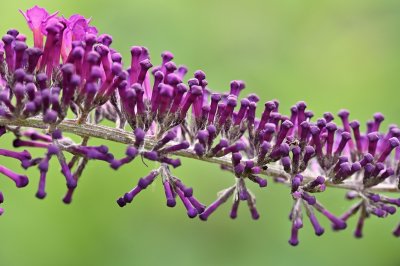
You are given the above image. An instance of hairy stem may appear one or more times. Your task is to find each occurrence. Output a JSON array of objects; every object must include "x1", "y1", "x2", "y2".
[{"x1": 0, "y1": 117, "x2": 398, "y2": 193}]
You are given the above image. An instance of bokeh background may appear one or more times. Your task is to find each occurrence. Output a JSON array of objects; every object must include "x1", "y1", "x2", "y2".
[{"x1": 0, "y1": 0, "x2": 399, "y2": 265}]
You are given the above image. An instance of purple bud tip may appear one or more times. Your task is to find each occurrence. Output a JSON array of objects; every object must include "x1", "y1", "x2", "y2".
[
  {"x1": 43, "y1": 110, "x2": 58, "y2": 124},
  {"x1": 315, "y1": 176, "x2": 325, "y2": 185},
  {"x1": 165, "y1": 62, "x2": 177, "y2": 72},
  {"x1": 338, "y1": 109, "x2": 350, "y2": 118},
  {"x1": 131, "y1": 46, "x2": 142, "y2": 55},
  {"x1": 373, "y1": 112, "x2": 384, "y2": 122},
  {"x1": 194, "y1": 70, "x2": 206, "y2": 81},
  {"x1": 47, "y1": 145, "x2": 59, "y2": 155},
  {"x1": 52, "y1": 129, "x2": 62, "y2": 140},
  {"x1": 326, "y1": 122, "x2": 337, "y2": 131},
  {"x1": 61, "y1": 63, "x2": 75, "y2": 74},
  {"x1": 167, "y1": 198, "x2": 176, "y2": 207},
  {"x1": 373, "y1": 208, "x2": 386, "y2": 217},
  {"x1": 161, "y1": 51, "x2": 174, "y2": 61},
  {"x1": 341, "y1": 132, "x2": 351, "y2": 140},
  {"x1": 211, "y1": 93, "x2": 221, "y2": 101},
  {"x1": 166, "y1": 73, "x2": 181, "y2": 85},
  {"x1": 14, "y1": 41, "x2": 28, "y2": 51},
  {"x1": 367, "y1": 132, "x2": 379, "y2": 142},
  {"x1": 264, "y1": 101, "x2": 276, "y2": 111},
  {"x1": 187, "y1": 209, "x2": 198, "y2": 218},
  {"x1": 134, "y1": 128, "x2": 145, "y2": 144},
  {"x1": 143, "y1": 151, "x2": 158, "y2": 161},
  {"x1": 110, "y1": 160, "x2": 122, "y2": 170},
  {"x1": 389, "y1": 137, "x2": 400, "y2": 148},
  {"x1": 227, "y1": 96, "x2": 237, "y2": 107},
  {"x1": 117, "y1": 198, "x2": 126, "y2": 207},
  {"x1": 282, "y1": 120, "x2": 294, "y2": 129},
  {"x1": 188, "y1": 78, "x2": 199, "y2": 87},
  {"x1": 16, "y1": 175, "x2": 29, "y2": 188},
  {"x1": 351, "y1": 162, "x2": 361, "y2": 172},
  {"x1": 310, "y1": 126, "x2": 320, "y2": 135},
  {"x1": 258, "y1": 178, "x2": 268, "y2": 187},
  {"x1": 247, "y1": 93, "x2": 259, "y2": 103},
  {"x1": 126, "y1": 147, "x2": 138, "y2": 157},
  {"x1": 296, "y1": 101, "x2": 307, "y2": 110},
  {"x1": 288, "y1": 239, "x2": 299, "y2": 246},
  {"x1": 235, "y1": 141, "x2": 246, "y2": 151},
  {"x1": 334, "y1": 221, "x2": 347, "y2": 230},
  {"x1": 349, "y1": 120, "x2": 360, "y2": 128},
  {"x1": 190, "y1": 85, "x2": 203, "y2": 96},
  {"x1": 36, "y1": 191, "x2": 47, "y2": 199}
]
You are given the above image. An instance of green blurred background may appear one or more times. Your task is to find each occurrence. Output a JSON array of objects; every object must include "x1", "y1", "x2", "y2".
[{"x1": 0, "y1": 0, "x2": 399, "y2": 265}]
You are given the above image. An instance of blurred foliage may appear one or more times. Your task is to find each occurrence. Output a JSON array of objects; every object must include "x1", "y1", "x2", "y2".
[{"x1": 0, "y1": 0, "x2": 399, "y2": 265}]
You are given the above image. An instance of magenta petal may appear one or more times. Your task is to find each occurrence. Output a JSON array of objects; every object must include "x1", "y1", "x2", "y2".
[
  {"x1": 19, "y1": 6, "x2": 51, "y2": 29},
  {"x1": 19, "y1": 6, "x2": 59, "y2": 48}
]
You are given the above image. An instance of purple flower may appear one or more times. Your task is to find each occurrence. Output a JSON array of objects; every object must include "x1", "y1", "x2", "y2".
[
  {"x1": 19, "y1": 5, "x2": 58, "y2": 49},
  {"x1": 0, "y1": 6, "x2": 398, "y2": 247},
  {"x1": 61, "y1": 14, "x2": 98, "y2": 62}
]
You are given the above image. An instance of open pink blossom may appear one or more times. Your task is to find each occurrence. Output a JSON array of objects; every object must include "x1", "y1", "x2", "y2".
[
  {"x1": 61, "y1": 14, "x2": 98, "y2": 62},
  {"x1": 19, "y1": 5, "x2": 58, "y2": 49}
]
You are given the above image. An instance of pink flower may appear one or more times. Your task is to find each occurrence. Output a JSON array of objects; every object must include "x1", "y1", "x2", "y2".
[
  {"x1": 19, "y1": 5, "x2": 58, "y2": 49},
  {"x1": 61, "y1": 15, "x2": 98, "y2": 62}
]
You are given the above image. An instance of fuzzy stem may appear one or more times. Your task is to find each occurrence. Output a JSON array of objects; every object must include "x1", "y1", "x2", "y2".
[{"x1": 0, "y1": 116, "x2": 398, "y2": 193}]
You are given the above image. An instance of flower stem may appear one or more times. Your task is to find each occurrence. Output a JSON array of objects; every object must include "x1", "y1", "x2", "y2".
[{"x1": 0, "y1": 116, "x2": 398, "y2": 193}]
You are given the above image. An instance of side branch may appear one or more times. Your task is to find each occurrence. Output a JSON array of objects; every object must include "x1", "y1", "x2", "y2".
[{"x1": 0, "y1": 117, "x2": 398, "y2": 193}]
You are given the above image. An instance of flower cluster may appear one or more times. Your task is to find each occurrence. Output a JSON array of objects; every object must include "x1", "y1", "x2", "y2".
[{"x1": 0, "y1": 6, "x2": 399, "y2": 246}]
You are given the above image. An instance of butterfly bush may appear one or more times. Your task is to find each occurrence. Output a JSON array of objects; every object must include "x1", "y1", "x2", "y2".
[{"x1": 0, "y1": 6, "x2": 399, "y2": 246}]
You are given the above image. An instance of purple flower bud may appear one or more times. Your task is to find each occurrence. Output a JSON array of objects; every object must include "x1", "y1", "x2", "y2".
[
  {"x1": 307, "y1": 209, "x2": 324, "y2": 236},
  {"x1": 249, "y1": 175, "x2": 268, "y2": 187},
  {"x1": 257, "y1": 101, "x2": 276, "y2": 132},
  {"x1": 170, "y1": 83, "x2": 188, "y2": 114},
  {"x1": 373, "y1": 112, "x2": 384, "y2": 132},
  {"x1": 199, "y1": 186, "x2": 235, "y2": 221},
  {"x1": 163, "y1": 179, "x2": 176, "y2": 207},
  {"x1": 371, "y1": 207, "x2": 386, "y2": 218},
  {"x1": 314, "y1": 202, "x2": 346, "y2": 230},
  {"x1": 177, "y1": 65, "x2": 188, "y2": 79},
  {"x1": 134, "y1": 128, "x2": 145, "y2": 147},
  {"x1": 334, "y1": 132, "x2": 351, "y2": 156},
  {"x1": 230, "y1": 199, "x2": 240, "y2": 219},
  {"x1": 188, "y1": 196, "x2": 206, "y2": 214},
  {"x1": 208, "y1": 93, "x2": 221, "y2": 124},
  {"x1": 291, "y1": 174, "x2": 302, "y2": 193},
  {"x1": 281, "y1": 156, "x2": 291, "y2": 173},
  {"x1": 13, "y1": 139, "x2": 49, "y2": 149},
  {"x1": 367, "y1": 132, "x2": 379, "y2": 156},
  {"x1": 0, "y1": 149, "x2": 31, "y2": 162},
  {"x1": 325, "y1": 122, "x2": 337, "y2": 157},
  {"x1": 305, "y1": 176, "x2": 325, "y2": 191},
  {"x1": 0, "y1": 165, "x2": 29, "y2": 188},
  {"x1": 193, "y1": 143, "x2": 204, "y2": 157},
  {"x1": 160, "y1": 157, "x2": 181, "y2": 168},
  {"x1": 175, "y1": 187, "x2": 197, "y2": 218},
  {"x1": 43, "y1": 109, "x2": 58, "y2": 124},
  {"x1": 180, "y1": 85, "x2": 202, "y2": 120},
  {"x1": 110, "y1": 146, "x2": 138, "y2": 170},
  {"x1": 288, "y1": 220, "x2": 300, "y2": 246},
  {"x1": 153, "y1": 131, "x2": 177, "y2": 151},
  {"x1": 301, "y1": 192, "x2": 316, "y2": 205},
  {"x1": 142, "y1": 151, "x2": 159, "y2": 161},
  {"x1": 174, "y1": 179, "x2": 193, "y2": 197},
  {"x1": 160, "y1": 141, "x2": 190, "y2": 154},
  {"x1": 246, "y1": 196, "x2": 260, "y2": 220},
  {"x1": 378, "y1": 137, "x2": 399, "y2": 163}
]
